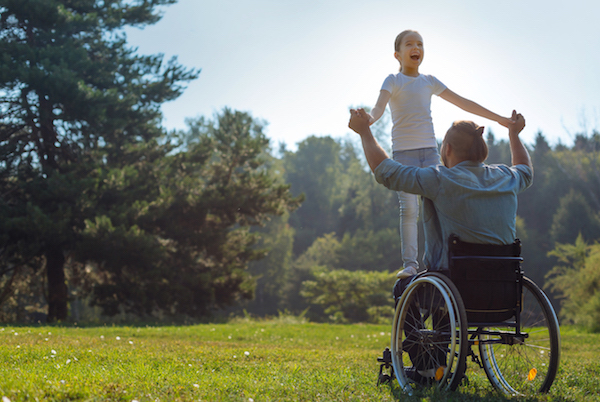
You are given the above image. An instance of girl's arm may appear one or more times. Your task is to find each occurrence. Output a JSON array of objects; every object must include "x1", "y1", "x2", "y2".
[
  {"x1": 439, "y1": 88, "x2": 512, "y2": 127},
  {"x1": 368, "y1": 90, "x2": 391, "y2": 125}
]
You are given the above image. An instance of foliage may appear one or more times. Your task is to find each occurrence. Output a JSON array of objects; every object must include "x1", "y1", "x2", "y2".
[
  {"x1": 0, "y1": 0, "x2": 197, "y2": 321},
  {"x1": 337, "y1": 229, "x2": 402, "y2": 272},
  {"x1": 282, "y1": 136, "x2": 347, "y2": 255},
  {"x1": 276, "y1": 229, "x2": 401, "y2": 323},
  {"x1": 550, "y1": 190, "x2": 600, "y2": 244},
  {"x1": 0, "y1": 0, "x2": 598, "y2": 324},
  {"x1": 545, "y1": 235, "x2": 600, "y2": 331},
  {"x1": 301, "y1": 269, "x2": 396, "y2": 323},
  {"x1": 273, "y1": 128, "x2": 600, "y2": 326},
  {"x1": 282, "y1": 135, "x2": 398, "y2": 256},
  {"x1": 485, "y1": 130, "x2": 511, "y2": 164},
  {"x1": 74, "y1": 109, "x2": 301, "y2": 318},
  {"x1": 234, "y1": 211, "x2": 296, "y2": 317}
]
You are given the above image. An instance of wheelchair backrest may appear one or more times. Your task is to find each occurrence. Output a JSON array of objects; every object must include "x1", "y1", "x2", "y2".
[{"x1": 448, "y1": 234, "x2": 523, "y2": 324}]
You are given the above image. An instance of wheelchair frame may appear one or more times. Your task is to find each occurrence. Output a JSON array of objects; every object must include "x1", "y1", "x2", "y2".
[{"x1": 379, "y1": 236, "x2": 561, "y2": 396}]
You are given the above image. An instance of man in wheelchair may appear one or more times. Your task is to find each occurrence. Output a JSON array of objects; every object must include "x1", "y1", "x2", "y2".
[
  {"x1": 348, "y1": 108, "x2": 536, "y2": 389},
  {"x1": 348, "y1": 108, "x2": 531, "y2": 277}
]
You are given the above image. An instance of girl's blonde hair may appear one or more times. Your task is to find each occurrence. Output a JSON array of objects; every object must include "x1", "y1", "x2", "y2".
[
  {"x1": 444, "y1": 121, "x2": 488, "y2": 163},
  {"x1": 394, "y1": 29, "x2": 420, "y2": 52}
]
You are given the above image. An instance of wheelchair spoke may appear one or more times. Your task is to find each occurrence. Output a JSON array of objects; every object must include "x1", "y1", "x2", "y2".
[
  {"x1": 478, "y1": 277, "x2": 560, "y2": 396},
  {"x1": 391, "y1": 275, "x2": 467, "y2": 393}
]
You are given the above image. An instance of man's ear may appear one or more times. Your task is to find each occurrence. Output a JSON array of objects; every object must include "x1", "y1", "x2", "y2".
[
  {"x1": 441, "y1": 142, "x2": 452, "y2": 167},
  {"x1": 443, "y1": 142, "x2": 451, "y2": 156}
]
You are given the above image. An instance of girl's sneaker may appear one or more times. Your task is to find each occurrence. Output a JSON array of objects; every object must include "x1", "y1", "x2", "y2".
[{"x1": 396, "y1": 266, "x2": 417, "y2": 279}]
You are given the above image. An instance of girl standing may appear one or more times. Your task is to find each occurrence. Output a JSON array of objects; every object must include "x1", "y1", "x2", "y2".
[{"x1": 368, "y1": 29, "x2": 512, "y2": 278}]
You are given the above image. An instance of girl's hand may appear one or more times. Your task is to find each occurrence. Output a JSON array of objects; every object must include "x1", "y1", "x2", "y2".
[
  {"x1": 498, "y1": 116, "x2": 514, "y2": 128},
  {"x1": 368, "y1": 113, "x2": 376, "y2": 125}
]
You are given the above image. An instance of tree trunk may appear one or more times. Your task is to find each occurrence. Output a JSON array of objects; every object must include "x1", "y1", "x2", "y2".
[{"x1": 46, "y1": 247, "x2": 68, "y2": 322}]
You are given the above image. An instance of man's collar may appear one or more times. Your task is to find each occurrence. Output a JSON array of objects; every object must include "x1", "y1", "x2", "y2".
[{"x1": 453, "y1": 160, "x2": 483, "y2": 168}]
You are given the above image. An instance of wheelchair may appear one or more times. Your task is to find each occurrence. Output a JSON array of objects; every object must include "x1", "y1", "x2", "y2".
[{"x1": 378, "y1": 235, "x2": 561, "y2": 396}]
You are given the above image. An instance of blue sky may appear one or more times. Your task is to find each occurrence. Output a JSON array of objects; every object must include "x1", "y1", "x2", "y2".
[{"x1": 126, "y1": 0, "x2": 599, "y2": 150}]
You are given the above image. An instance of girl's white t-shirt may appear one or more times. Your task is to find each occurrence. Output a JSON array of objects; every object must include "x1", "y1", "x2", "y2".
[{"x1": 381, "y1": 72, "x2": 447, "y2": 151}]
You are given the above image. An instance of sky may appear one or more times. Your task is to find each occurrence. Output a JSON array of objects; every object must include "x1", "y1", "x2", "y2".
[{"x1": 125, "y1": 0, "x2": 599, "y2": 151}]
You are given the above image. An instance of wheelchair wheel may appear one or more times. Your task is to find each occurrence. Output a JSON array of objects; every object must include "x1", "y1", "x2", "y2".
[
  {"x1": 478, "y1": 276, "x2": 561, "y2": 396},
  {"x1": 391, "y1": 273, "x2": 468, "y2": 393}
]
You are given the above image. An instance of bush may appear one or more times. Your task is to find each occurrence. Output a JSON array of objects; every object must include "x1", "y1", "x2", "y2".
[{"x1": 300, "y1": 269, "x2": 396, "y2": 323}]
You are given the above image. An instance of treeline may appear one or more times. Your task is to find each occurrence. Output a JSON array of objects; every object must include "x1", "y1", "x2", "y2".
[
  {"x1": 1, "y1": 1, "x2": 598, "y2": 326},
  {"x1": 237, "y1": 122, "x2": 600, "y2": 325},
  {"x1": 0, "y1": 2, "x2": 301, "y2": 323}
]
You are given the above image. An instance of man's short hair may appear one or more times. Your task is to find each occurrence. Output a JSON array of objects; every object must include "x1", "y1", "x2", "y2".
[{"x1": 444, "y1": 121, "x2": 488, "y2": 163}]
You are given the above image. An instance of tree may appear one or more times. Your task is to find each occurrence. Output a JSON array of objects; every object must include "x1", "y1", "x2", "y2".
[
  {"x1": 485, "y1": 130, "x2": 511, "y2": 165},
  {"x1": 545, "y1": 235, "x2": 600, "y2": 331},
  {"x1": 282, "y1": 136, "x2": 346, "y2": 255},
  {"x1": 518, "y1": 132, "x2": 566, "y2": 240},
  {"x1": 516, "y1": 133, "x2": 570, "y2": 287},
  {"x1": 282, "y1": 134, "x2": 399, "y2": 256},
  {"x1": 74, "y1": 109, "x2": 301, "y2": 318},
  {"x1": 0, "y1": 0, "x2": 298, "y2": 321},
  {"x1": 550, "y1": 190, "x2": 600, "y2": 245},
  {"x1": 554, "y1": 131, "x2": 600, "y2": 211},
  {"x1": 0, "y1": 0, "x2": 190, "y2": 321},
  {"x1": 335, "y1": 139, "x2": 398, "y2": 234}
]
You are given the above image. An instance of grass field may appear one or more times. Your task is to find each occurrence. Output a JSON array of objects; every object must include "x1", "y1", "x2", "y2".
[{"x1": 0, "y1": 318, "x2": 598, "y2": 401}]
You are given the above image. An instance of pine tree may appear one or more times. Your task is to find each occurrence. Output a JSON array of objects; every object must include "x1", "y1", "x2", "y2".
[{"x1": 0, "y1": 0, "x2": 197, "y2": 321}]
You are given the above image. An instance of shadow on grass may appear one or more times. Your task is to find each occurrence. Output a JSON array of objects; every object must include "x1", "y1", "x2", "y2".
[{"x1": 380, "y1": 380, "x2": 557, "y2": 402}]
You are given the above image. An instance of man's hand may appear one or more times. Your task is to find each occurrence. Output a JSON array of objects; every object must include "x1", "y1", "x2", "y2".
[
  {"x1": 348, "y1": 108, "x2": 389, "y2": 172},
  {"x1": 507, "y1": 110, "x2": 525, "y2": 136},
  {"x1": 348, "y1": 108, "x2": 371, "y2": 135},
  {"x1": 507, "y1": 110, "x2": 531, "y2": 169}
]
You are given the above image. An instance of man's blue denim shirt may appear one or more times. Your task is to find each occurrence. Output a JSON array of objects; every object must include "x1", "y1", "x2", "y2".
[{"x1": 374, "y1": 158, "x2": 533, "y2": 270}]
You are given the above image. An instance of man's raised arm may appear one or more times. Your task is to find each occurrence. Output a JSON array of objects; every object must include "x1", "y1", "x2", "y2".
[
  {"x1": 507, "y1": 110, "x2": 532, "y2": 172},
  {"x1": 348, "y1": 108, "x2": 389, "y2": 173}
]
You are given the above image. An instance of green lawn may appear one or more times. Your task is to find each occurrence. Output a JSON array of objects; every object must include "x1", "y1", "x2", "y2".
[{"x1": 0, "y1": 319, "x2": 598, "y2": 401}]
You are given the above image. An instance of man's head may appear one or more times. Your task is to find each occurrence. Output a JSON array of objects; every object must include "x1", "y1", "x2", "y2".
[{"x1": 441, "y1": 121, "x2": 488, "y2": 167}]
